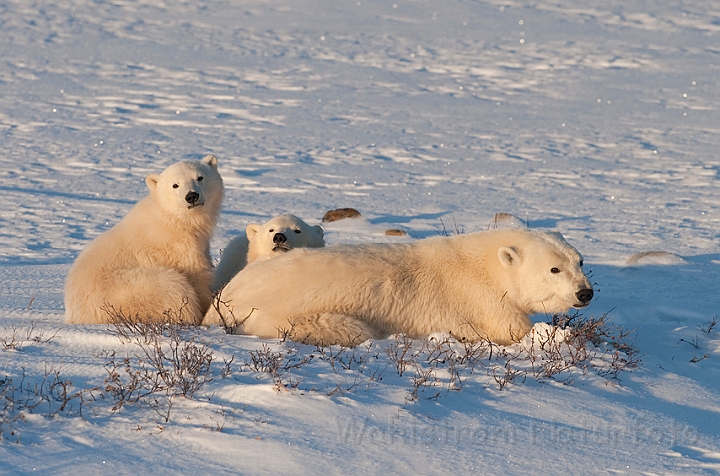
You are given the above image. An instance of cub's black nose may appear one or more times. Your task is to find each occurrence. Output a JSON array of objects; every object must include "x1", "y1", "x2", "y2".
[
  {"x1": 185, "y1": 191, "x2": 200, "y2": 205},
  {"x1": 273, "y1": 232, "x2": 287, "y2": 244},
  {"x1": 576, "y1": 288, "x2": 594, "y2": 304}
]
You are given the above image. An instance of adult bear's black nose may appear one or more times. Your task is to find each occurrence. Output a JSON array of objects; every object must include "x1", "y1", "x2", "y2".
[
  {"x1": 185, "y1": 191, "x2": 200, "y2": 205},
  {"x1": 273, "y1": 232, "x2": 287, "y2": 244},
  {"x1": 576, "y1": 288, "x2": 594, "y2": 304}
]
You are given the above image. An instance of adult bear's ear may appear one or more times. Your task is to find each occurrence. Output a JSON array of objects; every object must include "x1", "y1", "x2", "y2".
[
  {"x1": 246, "y1": 224, "x2": 260, "y2": 239},
  {"x1": 547, "y1": 230, "x2": 568, "y2": 244},
  {"x1": 202, "y1": 154, "x2": 218, "y2": 169},
  {"x1": 498, "y1": 246, "x2": 521, "y2": 268},
  {"x1": 145, "y1": 174, "x2": 160, "y2": 191},
  {"x1": 312, "y1": 225, "x2": 324, "y2": 238}
]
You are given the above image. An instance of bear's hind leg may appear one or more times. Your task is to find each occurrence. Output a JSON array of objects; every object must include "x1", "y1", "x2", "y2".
[
  {"x1": 105, "y1": 267, "x2": 203, "y2": 325},
  {"x1": 284, "y1": 313, "x2": 377, "y2": 347}
]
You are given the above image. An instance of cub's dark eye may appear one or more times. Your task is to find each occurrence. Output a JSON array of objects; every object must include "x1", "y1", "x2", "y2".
[
  {"x1": 172, "y1": 184, "x2": 179, "y2": 189},
  {"x1": 294, "y1": 229, "x2": 301, "y2": 234},
  {"x1": 198, "y1": 176, "x2": 203, "y2": 181},
  {"x1": 551, "y1": 267, "x2": 561, "y2": 274},
  {"x1": 268, "y1": 229, "x2": 274, "y2": 233},
  {"x1": 579, "y1": 260, "x2": 584, "y2": 267}
]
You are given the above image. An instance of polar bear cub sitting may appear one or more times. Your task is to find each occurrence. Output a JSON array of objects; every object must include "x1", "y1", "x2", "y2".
[
  {"x1": 65, "y1": 155, "x2": 224, "y2": 325},
  {"x1": 212, "y1": 214, "x2": 325, "y2": 291},
  {"x1": 203, "y1": 228, "x2": 593, "y2": 346}
]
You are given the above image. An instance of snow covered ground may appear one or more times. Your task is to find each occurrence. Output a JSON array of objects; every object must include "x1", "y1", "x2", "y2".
[{"x1": 1, "y1": 0, "x2": 720, "y2": 473}]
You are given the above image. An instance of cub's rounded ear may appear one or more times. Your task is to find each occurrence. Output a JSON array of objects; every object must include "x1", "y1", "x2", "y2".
[
  {"x1": 246, "y1": 223, "x2": 260, "y2": 239},
  {"x1": 145, "y1": 174, "x2": 160, "y2": 191},
  {"x1": 498, "y1": 246, "x2": 521, "y2": 268},
  {"x1": 202, "y1": 154, "x2": 218, "y2": 169},
  {"x1": 312, "y1": 225, "x2": 324, "y2": 238}
]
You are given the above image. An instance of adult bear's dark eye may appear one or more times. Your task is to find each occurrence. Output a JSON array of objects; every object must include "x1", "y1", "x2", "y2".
[
  {"x1": 268, "y1": 229, "x2": 274, "y2": 233},
  {"x1": 294, "y1": 229, "x2": 301, "y2": 234},
  {"x1": 172, "y1": 184, "x2": 179, "y2": 189},
  {"x1": 198, "y1": 176, "x2": 203, "y2": 181},
  {"x1": 551, "y1": 267, "x2": 561, "y2": 274}
]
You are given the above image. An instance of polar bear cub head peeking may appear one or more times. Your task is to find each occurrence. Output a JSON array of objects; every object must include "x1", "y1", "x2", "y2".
[
  {"x1": 212, "y1": 214, "x2": 325, "y2": 292},
  {"x1": 246, "y1": 214, "x2": 325, "y2": 264}
]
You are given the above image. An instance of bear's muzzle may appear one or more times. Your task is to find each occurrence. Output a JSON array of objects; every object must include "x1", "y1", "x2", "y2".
[
  {"x1": 185, "y1": 191, "x2": 204, "y2": 209},
  {"x1": 574, "y1": 288, "x2": 594, "y2": 307}
]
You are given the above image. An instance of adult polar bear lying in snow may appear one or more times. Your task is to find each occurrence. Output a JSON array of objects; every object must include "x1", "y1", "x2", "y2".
[
  {"x1": 203, "y1": 228, "x2": 594, "y2": 346},
  {"x1": 65, "y1": 155, "x2": 224, "y2": 325},
  {"x1": 212, "y1": 214, "x2": 325, "y2": 291}
]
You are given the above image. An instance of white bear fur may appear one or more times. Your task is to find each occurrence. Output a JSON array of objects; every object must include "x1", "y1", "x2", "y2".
[
  {"x1": 65, "y1": 155, "x2": 224, "y2": 325},
  {"x1": 212, "y1": 214, "x2": 324, "y2": 291},
  {"x1": 203, "y1": 228, "x2": 593, "y2": 346}
]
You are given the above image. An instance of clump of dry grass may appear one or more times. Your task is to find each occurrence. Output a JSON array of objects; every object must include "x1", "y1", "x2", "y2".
[
  {"x1": 101, "y1": 310, "x2": 215, "y2": 422},
  {"x1": 0, "y1": 321, "x2": 59, "y2": 351},
  {"x1": 1, "y1": 320, "x2": 96, "y2": 441},
  {"x1": 238, "y1": 311, "x2": 640, "y2": 404}
]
